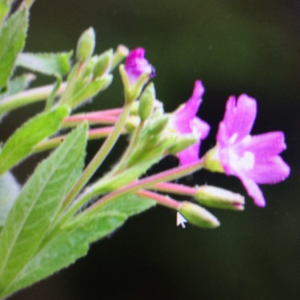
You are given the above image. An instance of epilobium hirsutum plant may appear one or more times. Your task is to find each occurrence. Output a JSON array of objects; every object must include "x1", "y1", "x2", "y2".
[{"x1": 0, "y1": 1, "x2": 290, "y2": 298}]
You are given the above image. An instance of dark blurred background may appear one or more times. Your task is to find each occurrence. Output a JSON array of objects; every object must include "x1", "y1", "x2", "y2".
[{"x1": 5, "y1": 0, "x2": 300, "y2": 299}]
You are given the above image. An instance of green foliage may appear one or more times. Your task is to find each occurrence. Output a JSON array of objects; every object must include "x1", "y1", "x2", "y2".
[
  {"x1": 16, "y1": 52, "x2": 73, "y2": 77},
  {"x1": 0, "y1": 172, "x2": 20, "y2": 227},
  {"x1": 0, "y1": 74, "x2": 34, "y2": 100},
  {"x1": 0, "y1": 0, "x2": 10, "y2": 24},
  {"x1": 65, "y1": 75, "x2": 113, "y2": 109},
  {"x1": 3, "y1": 213, "x2": 126, "y2": 298},
  {"x1": 0, "y1": 106, "x2": 69, "y2": 176},
  {"x1": 0, "y1": 193, "x2": 154, "y2": 298},
  {"x1": 0, "y1": 123, "x2": 88, "y2": 298},
  {"x1": 0, "y1": 9, "x2": 28, "y2": 90}
]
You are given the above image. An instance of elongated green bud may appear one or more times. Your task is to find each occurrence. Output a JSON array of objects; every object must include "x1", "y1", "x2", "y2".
[
  {"x1": 82, "y1": 56, "x2": 98, "y2": 78},
  {"x1": 195, "y1": 185, "x2": 245, "y2": 211},
  {"x1": 125, "y1": 116, "x2": 140, "y2": 132},
  {"x1": 168, "y1": 134, "x2": 198, "y2": 154},
  {"x1": 138, "y1": 83, "x2": 155, "y2": 121},
  {"x1": 93, "y1": 49, "x2": 113, "y2": 78},
  {"x1": 179, "y1": 201, "x2": 220, "y2": 228},
  {"x1": 148, "y1": 115, "x2": 170, "y2": 134},
  {"x1": 76, "y1": 28, "x2": 96, "y2": 62},
  {"x1": 112, "y1": 45, "x2": 129, "y2": 70}
]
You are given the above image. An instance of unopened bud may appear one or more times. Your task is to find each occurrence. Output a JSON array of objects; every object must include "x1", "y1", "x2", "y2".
[
  {"x1": 93, "y1": 49, "x2": 113, "y2": 78},
  {"x1": 112, "y1": 45, "x2": 129, "y2": 70},
  {"x1": 76, "y1": 28, "x2": 96, "y2": 62},
  {"x1": 179, "y1": 201, "x2": 220, "y2": 228},
  {"x1": 195, "y1": 185, "x2": 245, "y2": 211},
  {"x1": 125, "y1": 116, "x2": 140, "y2": 132},
  {"x1": 148, "y1": 115, "x2": 169, "y2": 134},
  {"x1": 82, "y1": 56, "x2": 98, "y2": 78},
  {"x1": 138, "y1": 83, "x2": 155, "y2": 121},
  {"x1": 168, "y1": 134, "x2": 198, "y2": 154}
]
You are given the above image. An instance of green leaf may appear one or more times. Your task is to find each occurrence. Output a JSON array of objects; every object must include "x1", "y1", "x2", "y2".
[
  {"x1": 0, "y1": 123, "x2": 88, "y2": 296},
  {"x1": 1, "y1": 194, "x2": 155, "y2": 298},
  {"x1": 67, "y1": 75, "x2": 113, "y2": 108},
  {"x1": 88, "y1": 193, "x2": 156, "y2": 218},
  {"x1": 0, "y1": 106, "x2": 69, "y2": 176},
  {"x1": 0, "y1": 0, "x2": 10, "y2": 24},
  {"x1": 3, "y1": 213, "x2": 126, "y2": 298},
  {"x1": 0, "y1": 172, "x2": 20, "y2": 227},
  {"x1": 16, "y1": 52, "x2": 73, "y2": 77},
  {"x1": 0, "y1": 74, "x2": 35, "y2": 100},
  {"x1": 0, "y1": 9, "x2": 28, "y2": 90}
]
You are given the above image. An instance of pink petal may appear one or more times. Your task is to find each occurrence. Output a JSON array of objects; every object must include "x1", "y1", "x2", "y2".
[
  {"x1": 191, "y1": 117, "x2": 210, "y2": 140},
  {"x1": 217, "y1": 94, "x2": 257, "y2": 144},
  {"x1": 125, "y1": 47, "x2": 154, "y2": 86},
  {"x1": 245, "y1": 156, "x2": 290, "y2": 184},
  {"x1": 178, "y1": 140, "x2": 200, "y2": 165},
  {"x1": 239, "y1": 131, "x2": 286, "y2": 157},
  {"x1": 239, "y1": 175, "x2": 266, "y2": 207}
]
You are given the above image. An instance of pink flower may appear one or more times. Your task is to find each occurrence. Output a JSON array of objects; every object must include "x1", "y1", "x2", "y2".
[
  {"x1": 216, "y1": 94, "x2": 290, "y2": 207},
  {"x1": 170, "y1": 80, "x2": 210, "y2": 165},
  {"x1": 125, "y1": 47, "x2": 155, "y2": 86}
]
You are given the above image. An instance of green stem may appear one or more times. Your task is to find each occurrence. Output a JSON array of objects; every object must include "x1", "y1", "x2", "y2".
[
  {"x1": 60, "y1": 100, "x2": 133, "y2": 211},
  {"x1": 112, "y1": 120, "x2": 144, "y2": 174},
  {"x1": 33, "y1": 126, "x2": 125, "y2": 153},
  {"x1": 0, "y1": 82, "x2": 67, "y2": 115},
  {"x1": 88, "y1": 159, "x2": 205, "y2": 212}
]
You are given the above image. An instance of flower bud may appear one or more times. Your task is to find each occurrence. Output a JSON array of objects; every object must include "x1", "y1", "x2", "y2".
[
  {"x1": 179, "y1": 201, "x2": 220, "y2": 228},
  {"x1": 76, "y1": 27, "x2": 96, "y2": 62},
  {"x1": 93, "y1": 49, "x2": 113, "y2": 78},
  {"x1": 112, "y1": 45, "x2": 129, "y2": 70},
  {"x1": 138, "y1": 83, "x2": 155, "y2": 121},
  {"x1": 125, "y1": 116, "x2": 140, "y2": 132},
  {"x1": 81, "y1": 56, "x2": 98, "y2": 78},
  {"x1": 148, "y1": 115, "x2": 170, "y2": 134},
  {"x1": 168, "y1": 133, "x2": 198, "y2": 154},
  {"x1": 195, "y1": 185, "x2": 245, "y2": 211}
]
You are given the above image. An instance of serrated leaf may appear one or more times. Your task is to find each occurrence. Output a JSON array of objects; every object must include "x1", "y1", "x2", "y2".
[
  {"x1": 1, "y1": 194, "x2": 155, "y2": 298},
  {"x1": 0, "y1": 123, "x2": 88, "y2": 295},
  {"x1": 0, "y1": 9, "x2": 28, "y2": 90},
  {"x1": 0, "y1": 106, "x2": 69, "y2": 176},
  {"x1": 3, "y1": 213, "x2": 126, "y2": 298},
  {"x1": 89, "y1": 193, "x2": 156, "y2": 218},
  {"x1": 0, "y1": 0, "x2": 10, "y2": 24},
  {"x1": 0, "y1": 172, "x2": 20, "y2": 227},
  {"x1": 16, "y1": 52, "x2": 73, "y2": 77},
  {"x1": 0, "y1": 74, "x2": 35, "y2": 100}
]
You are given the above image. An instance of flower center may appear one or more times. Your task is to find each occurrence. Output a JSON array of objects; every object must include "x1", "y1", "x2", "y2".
[{"x1": 229, "y1": 150, "x2": 255, "y2": 172}]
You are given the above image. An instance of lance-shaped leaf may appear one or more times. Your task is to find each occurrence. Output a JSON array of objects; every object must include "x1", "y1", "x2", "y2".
[
  {"x1": 0, "y1": 172, "x2": 20, "y2": 227},
  {"x1": 0, "y1": 0, "x2": 10, "y2": 24},
  {"x1": 0, "y1": 106, "x2": 69, "y2": 176},
  {"x1": 1, "y1": 194, "x2": 155, "y2": 298},
  {"x1": 0, "y1": 9, "x2": 28, "y2": 90},
  {"x1": 16, "y1": 52, "x2": 73, "y2": 77},
  {"x1": 0, "y1": 74, "x2": 35, "y2": 100},
  {"x1": 0, "y1": 123, "x2": 88, "y2": 296}
]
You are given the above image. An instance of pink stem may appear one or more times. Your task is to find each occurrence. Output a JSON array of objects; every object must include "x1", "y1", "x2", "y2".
[
  {"x1": 153, "y1": 182, "x2": 196, "y2": 196},
  {"x1": 64, "y1": 113, "x2": 119, "y2": 125},
  {"x1": 136, "y1": 189, "x2": 181, "y2": 210}
]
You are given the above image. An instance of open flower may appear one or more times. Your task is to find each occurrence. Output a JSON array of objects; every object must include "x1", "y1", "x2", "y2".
[
  {"x1": 214, "y1": 94, "x2": 290, "y2": 207},
  {"x1": 124, "y1": 47, "x2": 155, "y2": 87},
  {"x1": 169, "y1": 80, "x2": 210, "y2": 165}
]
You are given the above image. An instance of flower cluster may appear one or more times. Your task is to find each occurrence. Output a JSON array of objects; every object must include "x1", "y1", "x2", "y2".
[{"x1": 120, "y1": 47, "x2": 290, "y2": 208}]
